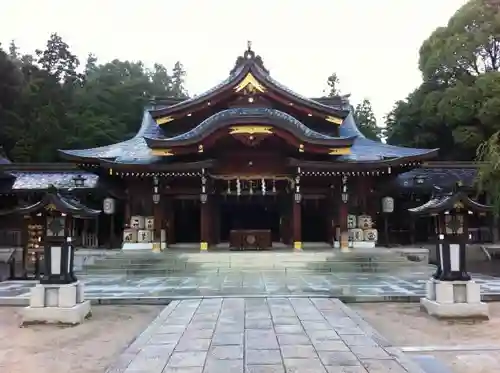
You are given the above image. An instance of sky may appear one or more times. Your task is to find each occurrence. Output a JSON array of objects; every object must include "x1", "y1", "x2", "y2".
[{"x1": 0, "y1": 0, "x2": 468, "y2": 124}]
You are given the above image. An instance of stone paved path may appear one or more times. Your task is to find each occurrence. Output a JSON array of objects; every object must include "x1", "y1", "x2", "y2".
[
  {"x1": 107, "y1": 298, "x2": 425, "y2": 373},
  {"x1": 2, "y1": 271, "x2": 500, "y2": 304}
]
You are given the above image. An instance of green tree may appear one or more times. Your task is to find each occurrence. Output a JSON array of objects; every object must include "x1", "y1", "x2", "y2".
[
  {"x1": 0, "y1": 33, "x2": 188, "y2": 162},
  {"x1": 353, "y1": 99, "x2": 380, "y2": 141},
  {"x1": 387, "y1": 0, "x2": 500, "y2": 161},
  {"x1": 171, "y1": 61, "x2": 188, "y2": 98},
  {"x1": 325, "y1": 73, "x2": 340, "y2": 97},
  {"x1": 35, "y1": 33, "x2": 83, "y2": 86}
]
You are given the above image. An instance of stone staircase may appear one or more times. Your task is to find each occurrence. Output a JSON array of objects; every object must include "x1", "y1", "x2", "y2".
[{"x1": 77, "y1": 248, "x2": 432, "y2": 276}]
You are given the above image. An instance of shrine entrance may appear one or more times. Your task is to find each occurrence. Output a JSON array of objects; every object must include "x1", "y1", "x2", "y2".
[
  {"x1": 219, "y1": 195, "x2": 281, "y2": 244},
  {"x1": 173, "y1": 198, "x2": 200, "y2": 243},
  {"x1": 301, "y1": 197, "x2": 329, "y2": 243}
]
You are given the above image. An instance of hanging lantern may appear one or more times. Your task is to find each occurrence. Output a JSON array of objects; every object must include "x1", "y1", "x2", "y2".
[
  {"x1": 261, "y1": 178, "x2": 266, "y2": 195},
  {"x1": 272, "y1": 179, "x2": 276, "y2": 193},
  {"x1": 236, "y1": 178, "x2": 241, "y2": 196},
  {"x1": 40, "y1": 236, "x2": 77, "y2": 285},
  {"x1": 103, "y1": 198, "x2": 115, "y2": 215},
  {"x1": 341, "y1": 176, "x2": 348, "y2": 203},
  {"x1": 227, "y1": 180, "x2": 231, "y2": 194},
  {"x1": 382, "y1": 196, "x2": 394, "y2": 213}
]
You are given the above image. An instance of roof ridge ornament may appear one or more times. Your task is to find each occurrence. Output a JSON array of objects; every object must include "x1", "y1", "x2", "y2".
[{"x1": 230, "y1": 41, "x2": 269, "y2": 75}]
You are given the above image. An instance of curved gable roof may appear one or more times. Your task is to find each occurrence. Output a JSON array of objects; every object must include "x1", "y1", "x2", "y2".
[
  {"x1": 149, "y1": 47, "x2": 349, "y2": 120},
  {"x1": 144, "y1": 107, "x2": 355, "y2": 149}
]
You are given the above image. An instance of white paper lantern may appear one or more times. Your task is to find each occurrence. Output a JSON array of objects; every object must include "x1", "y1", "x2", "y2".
[
  {"x1": 103, "y1": 198, "x2": 115, "y2": 215},
  {"x1": 382, "y1": 196, "x2": 394, "y2": 213}
]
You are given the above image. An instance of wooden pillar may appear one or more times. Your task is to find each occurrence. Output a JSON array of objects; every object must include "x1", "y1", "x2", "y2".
[
  {"x1": 153, "y1": 201, "x2": 163, "y2": 244},
  {"x1": 164, "y1": 197, "x2": 174, "y2": 245}
]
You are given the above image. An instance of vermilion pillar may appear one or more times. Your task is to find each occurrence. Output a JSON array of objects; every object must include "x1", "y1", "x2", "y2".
[
  {"x1": 292, "y1": 195, "x2": 302, "y2": 250},
  {"x1": 200, "y1": 198, "x2": 210, "y2": 251},
  {"x1": 338, "y1": 176, "x2": 350, "y2": 252},
  {"x1": 292, "y1": 169, "x2": 302, "y2": 251}
]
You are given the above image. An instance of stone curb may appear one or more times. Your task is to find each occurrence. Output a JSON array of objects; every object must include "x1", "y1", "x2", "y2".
[
  {"x1": 104, "y1": 300, "x2": 179, "y2": 373},
  {"x1": 2, "y1": 293, "x2": 500, "y2": 306},
  {"x1": 332, "y1": 298, "x2": 428, "y2": 373}
]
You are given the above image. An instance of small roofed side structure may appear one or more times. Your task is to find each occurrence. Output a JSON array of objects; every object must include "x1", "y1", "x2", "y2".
[
  {"x1": 0, "y1": 186, "x2": 101, "y2": 279},
  {"x1": 408, "y1": 190, "x2": 491, "y2": 216},
  {"x1": 0, "y1": 186, "x2": 101, "y2": 219}
]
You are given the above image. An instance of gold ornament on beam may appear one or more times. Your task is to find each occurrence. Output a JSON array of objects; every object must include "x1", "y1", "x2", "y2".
[
  {"x1": 45, "y1": 203, "x2": 57, "y2": 211},
  {"x1": 229, "y1": 126, "x2": 273, "y2": 135},
  {"x1": 328, "y1": 147, "x2": 351, "y2": 155},
  {"x1": 325, "y1": 116, "x2": 343, "y2": 125},
  {"x1": 234, "y1": 73, "x2": 266, "y2": 93},
  {"x1": 151, "y1": 149, "x2": 174, "y2": 156},
  {"x1": 156, "y1": 116, "x2": 174, "y2": 125}
]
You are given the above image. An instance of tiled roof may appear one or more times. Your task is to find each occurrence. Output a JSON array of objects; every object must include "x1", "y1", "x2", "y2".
[
  {"x1": 0, "y1": 190, "x2": 101, "y2": 218},
  {"x1": 396, "y1": 167, "x2": 477, "y2": 191},
  {"x1": 59, "y1": 111, "x2": 164, "y2": 164},
  {"x1": 338, "y1": 114, "x2": 438, "y2": 162},
  {"x1": 408, "y1": 191, "x2": 490, "y2": 215},
  {"x1": 6, "y1": 171, "x2": 99, "y2": 191}
]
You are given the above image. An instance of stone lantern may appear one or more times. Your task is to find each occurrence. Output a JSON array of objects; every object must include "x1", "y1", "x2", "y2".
[{"x1": 409, "y1": 184, "x2": 491, "y2": 319}]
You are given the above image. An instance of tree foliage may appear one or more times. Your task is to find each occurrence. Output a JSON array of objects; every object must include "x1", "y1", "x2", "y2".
[
  {"x1": 352, "y1": 99, "x2": 380, "y2": 141},
  {"x1": 325, "y1": 73, "x2": 340, "y2": 97},
  {"x1": 0, "y1": 34, "x2": 188, "y2": 162},
  {"x1": 386, "y1": 0, "x2": 500, "y2": 161}
]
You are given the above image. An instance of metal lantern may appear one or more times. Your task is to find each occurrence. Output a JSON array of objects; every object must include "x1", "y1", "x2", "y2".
[
  {"x1": 153, "y1": 193, "x2": 160, "y2": 204},
  {"x1": 72, "y1": 174, "x2": 86, "y2": 187},
  {"x1": 382, "y1": 196, "x2": 394, "y2": 213},
  {"x1": 294, "y1": 193, "x2": 302, "y2": 203},
  {"x1": 200, "y1": 193, "x2": 208, "y2": 204},
  {"x1": 341, "y1": 191, "x2": 349, "y2": 203},
  {"x1": 103, "y1": 197, "x2": 115, "y2": 215}
]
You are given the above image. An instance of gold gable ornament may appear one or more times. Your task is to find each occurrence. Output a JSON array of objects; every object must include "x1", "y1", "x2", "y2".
[
  {"x1": 45, "y1": 203, "x2": 57, "y2": 212},
  {"x1": 234, "y1": 73, "x2": 266, "y2": 93},
  {"x1": 454, "y1": 201, "x2": 464, "y2": 210}
]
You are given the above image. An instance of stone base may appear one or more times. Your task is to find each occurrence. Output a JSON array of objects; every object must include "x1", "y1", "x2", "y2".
[
  {"x1": 420, "y1": 279, "x2": 489, "y2": 319},
  {"x1": 334, "y1": 241, "x2": 376, "y2": 249},
  {"x1": 22, "y1": 301, "x2": 91, "y2": 325},
  {"x1": 21, "y1": 281, "x2": 91, "y2": 326},
  {"x1": 122, "y1": 242, "x2": 167, "y2": 251}
]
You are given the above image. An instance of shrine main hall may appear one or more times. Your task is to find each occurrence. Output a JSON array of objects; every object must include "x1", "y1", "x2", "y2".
[{"x1": 1, "y1": 45, "x2": 461, "y2": 253}]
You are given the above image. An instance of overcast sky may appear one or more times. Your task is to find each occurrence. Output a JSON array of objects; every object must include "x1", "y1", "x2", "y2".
[{"x1": 0, "y1": 0, "x2": 467, "y2": 124}]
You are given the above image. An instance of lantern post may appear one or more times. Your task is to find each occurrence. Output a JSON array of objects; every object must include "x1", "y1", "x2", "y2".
[
  {"x1": 409, "y1": 185, "x2": 491, "y2": 319},
  {"x1": 381, "y1": 196, "x2": 394, "y2": 247},
  {"x1": 103, "y1": 197, "x2": 116, "y2": 249}
]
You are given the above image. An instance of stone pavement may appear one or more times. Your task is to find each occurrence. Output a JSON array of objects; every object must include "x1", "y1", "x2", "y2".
[
  {"x1": 106, "y1": 297, "x2": 425, "y2": 373},
  {"x1": 2, "y1": 271, "x2": 500, "y2": 305}
]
